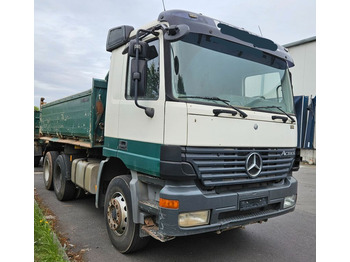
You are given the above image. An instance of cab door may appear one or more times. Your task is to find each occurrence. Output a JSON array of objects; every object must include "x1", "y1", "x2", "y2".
[{"x1": 117, "y1": 38, "x2": 165, "y2": 176}]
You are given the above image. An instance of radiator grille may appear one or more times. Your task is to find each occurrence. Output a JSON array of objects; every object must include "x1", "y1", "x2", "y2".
[{"x1": 182, "y1": 147, "x2": 295, "y2": 187}]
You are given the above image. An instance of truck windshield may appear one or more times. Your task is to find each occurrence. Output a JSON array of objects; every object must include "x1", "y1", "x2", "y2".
[{"x1": 170, "y1": 33, "x2": 294, "y2": 114}]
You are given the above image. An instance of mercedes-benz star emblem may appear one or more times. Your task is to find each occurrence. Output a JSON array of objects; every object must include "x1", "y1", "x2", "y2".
[{"x1": 245, "y1": 152, "x2": 263, "y2": 178}]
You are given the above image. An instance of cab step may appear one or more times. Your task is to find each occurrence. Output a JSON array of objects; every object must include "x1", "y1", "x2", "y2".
[{"x1": 141, "y1": 224, "x2": 175, "y2": 242}]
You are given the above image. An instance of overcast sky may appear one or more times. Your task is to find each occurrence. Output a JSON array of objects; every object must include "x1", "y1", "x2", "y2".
[{"x1": 34, "y1": 0, "x2": 315, "y2": 106}]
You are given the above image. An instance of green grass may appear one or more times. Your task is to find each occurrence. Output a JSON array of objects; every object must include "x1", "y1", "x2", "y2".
[{"x1": 34, "y1": 201, "x2": 67, "y2": 262}]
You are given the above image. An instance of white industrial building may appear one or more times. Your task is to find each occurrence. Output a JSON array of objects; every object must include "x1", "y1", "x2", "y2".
[
  {"x1": 285, "y1": 36, "x2": 316, "y2": 97},
  {"x1": 284, "y1": 36, "x2": 316, "y2": 164}
]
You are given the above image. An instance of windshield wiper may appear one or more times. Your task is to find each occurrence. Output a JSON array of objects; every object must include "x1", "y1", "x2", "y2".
[
  {"x1": 251, "y1": 106, "x2": 295, "y2": 123},
  {"x1": 178, "y1": 96, "x2": 248, "y2": 118}
]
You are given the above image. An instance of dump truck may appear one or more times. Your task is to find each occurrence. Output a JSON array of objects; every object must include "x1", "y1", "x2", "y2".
[{"x1": 35, "y1": 10, "x2": 301, "y2": 253}]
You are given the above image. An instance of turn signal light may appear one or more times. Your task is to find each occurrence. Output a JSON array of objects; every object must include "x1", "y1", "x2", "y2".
[{"x1": 159, "y1": 198, "x2": 179, "y2": 209}]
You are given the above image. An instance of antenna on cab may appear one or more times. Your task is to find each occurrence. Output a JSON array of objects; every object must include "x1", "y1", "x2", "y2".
[{"x1": 162, "y1": 0, "x2": 166, "y2": 11}]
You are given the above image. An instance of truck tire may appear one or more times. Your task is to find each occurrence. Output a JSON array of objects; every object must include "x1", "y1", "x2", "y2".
[
  {"x1": 104, "y1": 175, "x2": 149, "y2": 253},
  {"x1": 43, "y1": 151, "x2": 59, "y2": 190},
  {"x1": 53, "y1": 154, "x2": 76, "y2": 201}
]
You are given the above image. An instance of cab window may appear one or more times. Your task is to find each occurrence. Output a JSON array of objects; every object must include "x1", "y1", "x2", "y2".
[{"x1": 126, "y1": 39, "x2": 160, "y2": 100}]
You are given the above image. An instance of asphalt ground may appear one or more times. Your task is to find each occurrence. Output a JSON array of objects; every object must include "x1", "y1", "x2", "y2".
[{"x1": 34, "y1": 164, "x2": 316, "y2": 262}]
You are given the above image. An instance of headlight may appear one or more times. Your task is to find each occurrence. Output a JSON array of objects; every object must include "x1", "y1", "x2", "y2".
[
  {"x1": 178, "y1": 210, "x2": 210, "y2": 227},
  {"x1": 283, "y1": 195, "x2": 297, "y2": 209}
]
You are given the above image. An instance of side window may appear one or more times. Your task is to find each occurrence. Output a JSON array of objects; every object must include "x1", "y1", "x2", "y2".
[
  {"x1": 245, "y1": 72, "x2": 282, "y2": 99},
  {"x1": 126, "y1": 39, "x2": 160, "y2": 100}
]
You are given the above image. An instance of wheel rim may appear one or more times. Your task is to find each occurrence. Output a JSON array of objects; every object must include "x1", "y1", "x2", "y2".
[
  {"x1": 107, "y1": 192, "x2": 128, "y2": 236},
  {"x1": 44, "y1": 158, "x2": 50, "y2": 182}
]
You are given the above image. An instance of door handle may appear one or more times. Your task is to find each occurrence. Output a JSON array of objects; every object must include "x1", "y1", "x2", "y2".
[{"x1": 118, "y1": 140, "x2": 128, "y2": 150}]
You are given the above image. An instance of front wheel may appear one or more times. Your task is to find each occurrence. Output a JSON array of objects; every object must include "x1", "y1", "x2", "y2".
[{"x1": 104, "y1": 175, "x2": 149, "y2": 253}]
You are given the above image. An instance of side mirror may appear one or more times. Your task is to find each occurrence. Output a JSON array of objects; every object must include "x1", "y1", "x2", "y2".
[
  {"x1": 106, "y1": 25, "x2": 134, "y2": 52},
  {"x1": 127, "y1": 40, "x2": 159, "y2": 60},
  {"x1": 127, "y1": 27, "x2": 161, "y2": 118},
  {"x1": 164, "y1": 24, "x2": 190, "y2": 42},
  {"x1": 130, "y1": 58, "x2": 147, "y2": 97},
  {"x1": 130, "y1": 58, "x2": 155, "y2": 118},
  {"x1": 128, "y1": 40, "x2": 149, "y2": 58}
]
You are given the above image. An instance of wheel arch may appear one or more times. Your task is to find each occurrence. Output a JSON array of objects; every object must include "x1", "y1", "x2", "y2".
[
  {"x1": 43, "y1": 142, "x2": 64, "y2": 157},
  {"x1": 95, "y1": 157, "x2": 130, "y2": 208}
]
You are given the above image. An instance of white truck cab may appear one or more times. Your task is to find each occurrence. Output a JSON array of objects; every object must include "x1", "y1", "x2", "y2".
[{"x1": 98, "y1": 10, "x2": 300, "y2": 253}]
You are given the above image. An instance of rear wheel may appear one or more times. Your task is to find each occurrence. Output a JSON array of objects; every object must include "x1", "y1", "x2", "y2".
[
  {"x1": 104, "y1": 175, "x2": 149, "y2": 253},
  {"x1": 43, "y1": 151, "x2": 59, "y2": 190},
  {"x1": 53, "y1": 154, "x2": 76, "y2": 201}
]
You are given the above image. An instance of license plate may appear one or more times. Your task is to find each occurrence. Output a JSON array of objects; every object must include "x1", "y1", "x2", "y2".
[{"x1": 240, "y1": 197, "x2": 268, "y2": 211}]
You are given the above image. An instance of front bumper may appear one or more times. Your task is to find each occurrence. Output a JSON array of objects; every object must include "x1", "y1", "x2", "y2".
[{"x1": 158, "y1": 176, "x2": 297, "y2": 236}]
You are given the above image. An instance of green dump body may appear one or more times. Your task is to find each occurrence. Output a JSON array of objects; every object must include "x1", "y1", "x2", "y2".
[{"x1": 40, "y1": 78, "x2": 107, "y2": 148}]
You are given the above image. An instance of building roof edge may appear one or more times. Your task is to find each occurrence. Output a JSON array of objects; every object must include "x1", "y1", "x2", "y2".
[{"x1": 284, "y1": 36, "x2": 316, "y2": 48}]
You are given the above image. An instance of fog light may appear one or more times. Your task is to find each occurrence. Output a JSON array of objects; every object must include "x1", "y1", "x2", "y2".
[
  {"x1": 178, "y1": 210, "x2": 210, "y2": 227},
  {"x1": 283, "y1": 195, "x2": 297, "y2": 209}
]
